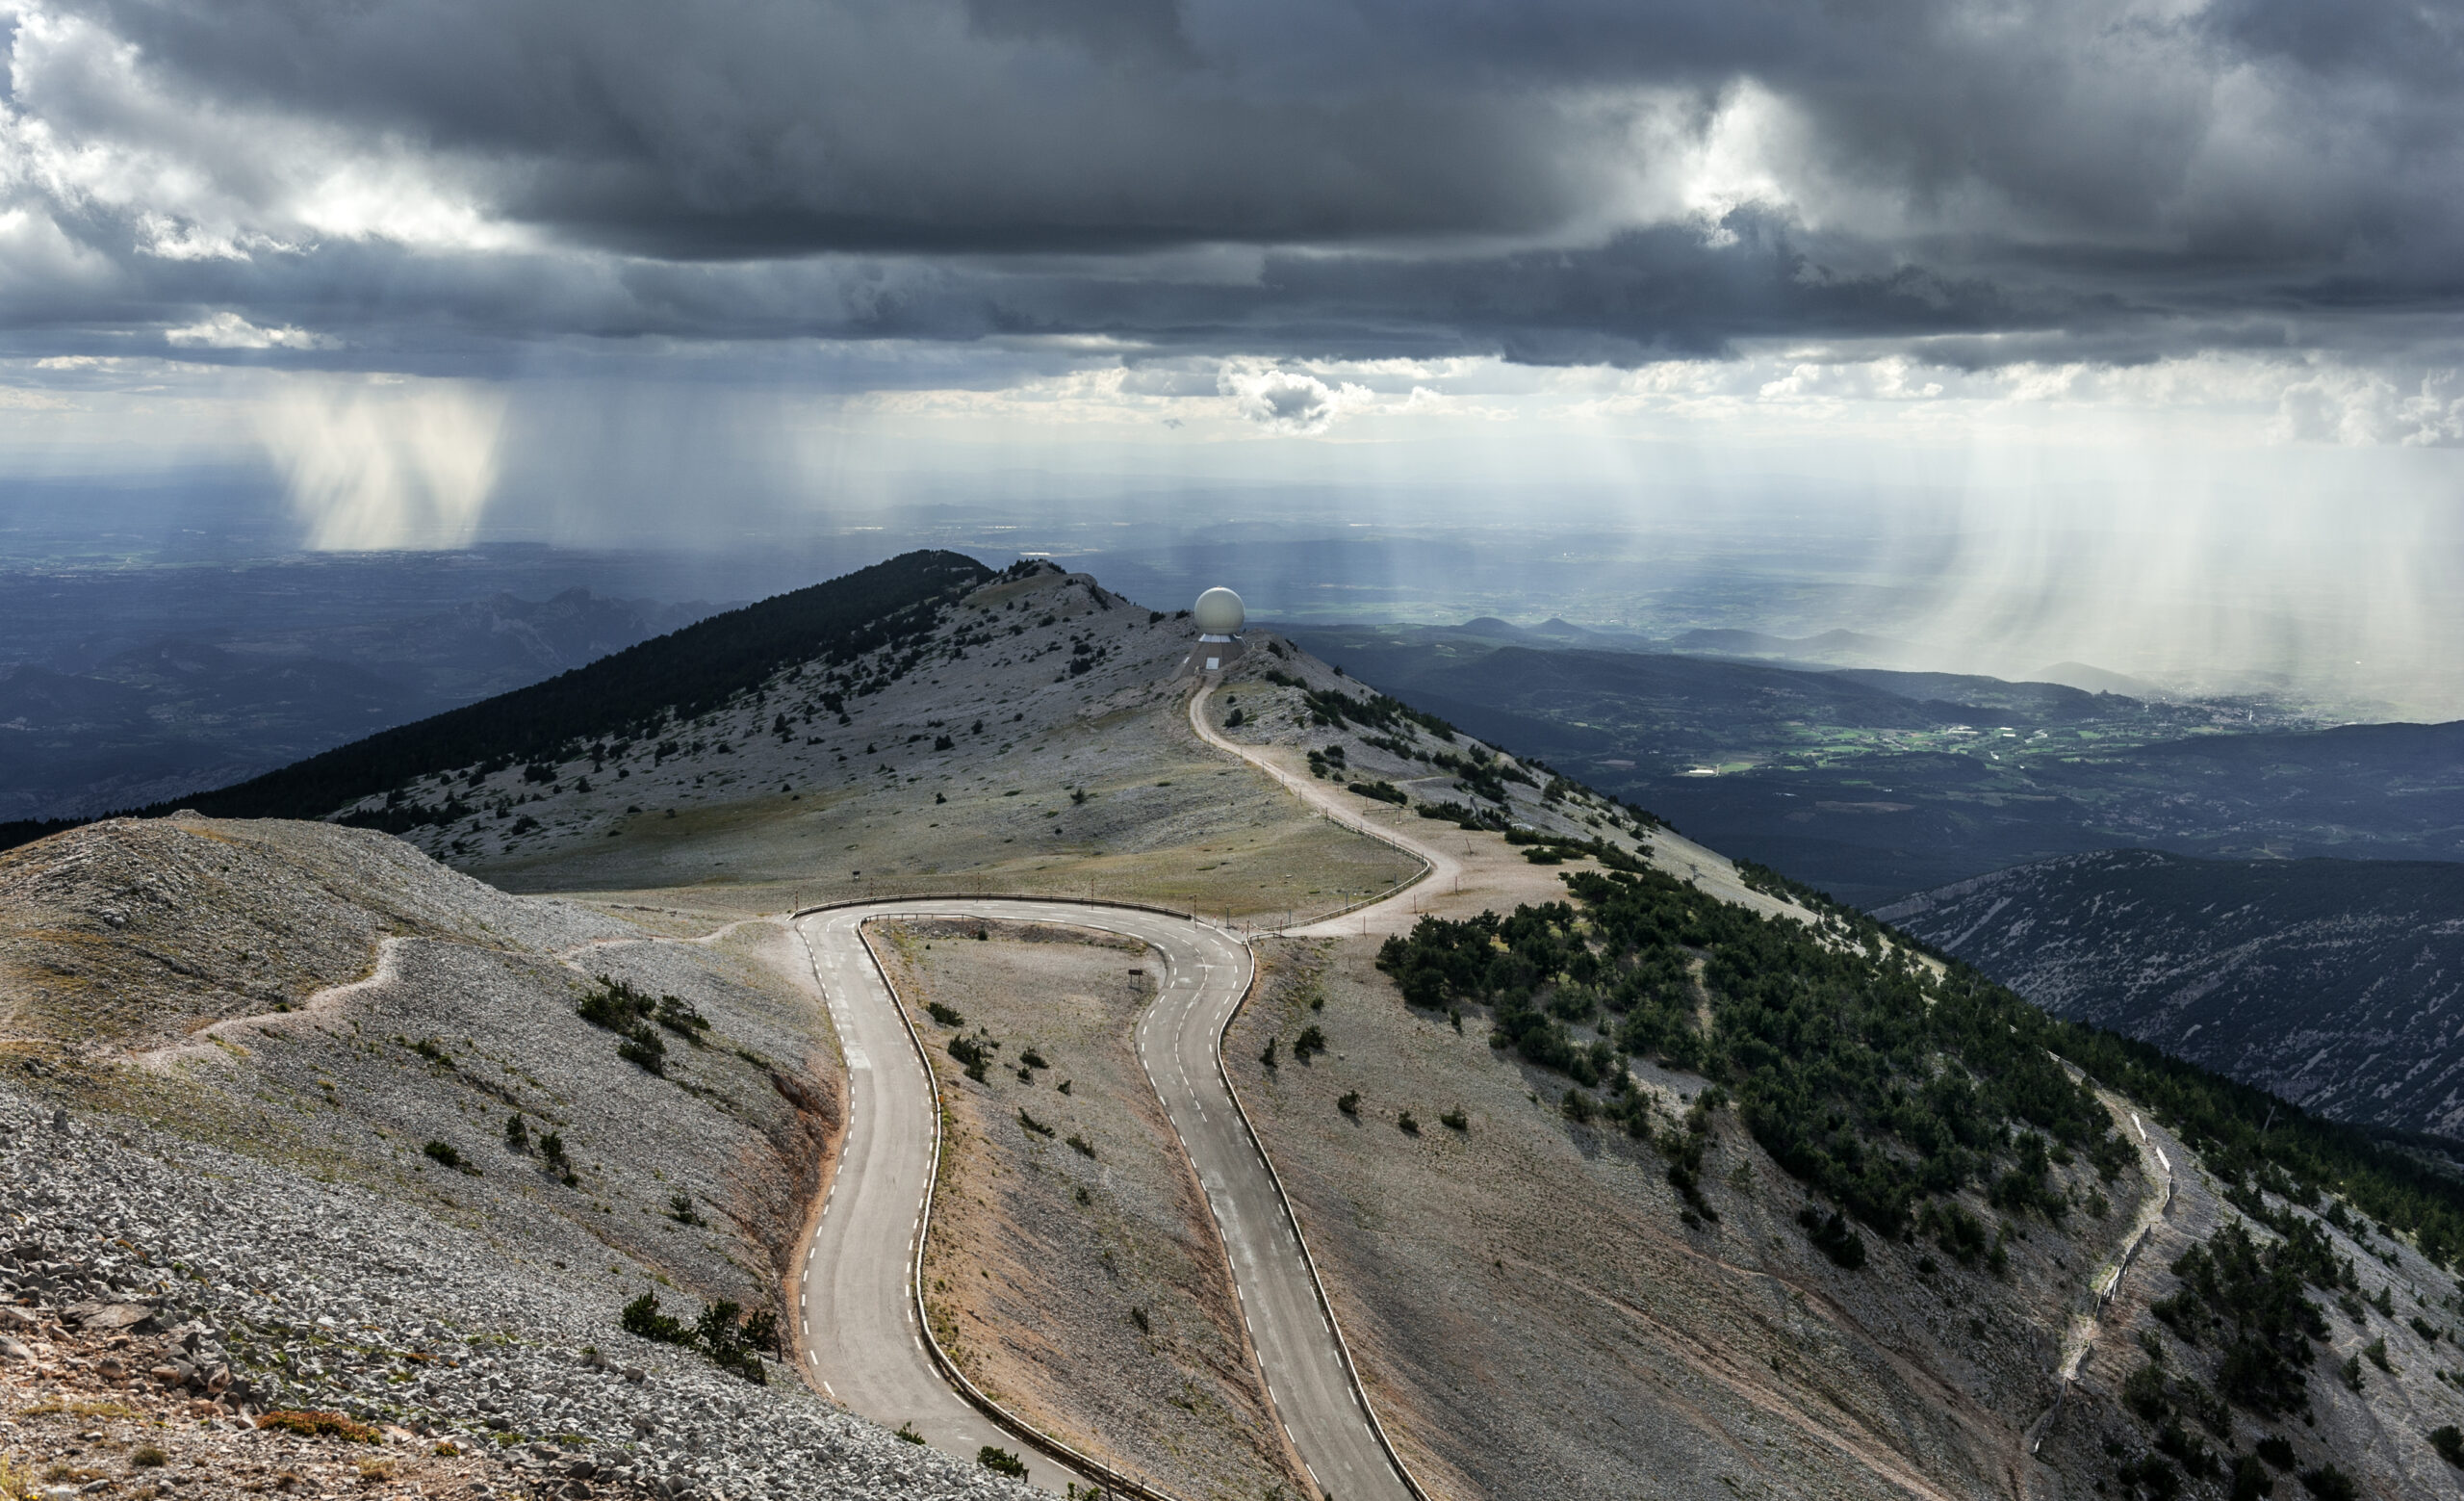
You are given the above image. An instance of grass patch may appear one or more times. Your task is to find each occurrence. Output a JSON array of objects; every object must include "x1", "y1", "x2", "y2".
[
  {"x1": 17, "y1": 1399, "x2": 140, "y2": 1420},
  {"x1": 255, "y1": 1410, "x2": 381, "y2": 1443}
]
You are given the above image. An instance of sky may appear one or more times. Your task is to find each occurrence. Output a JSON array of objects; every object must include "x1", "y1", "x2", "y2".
[{"x1": 1, "y1": 0, "x2": 2460, "y2": 693}]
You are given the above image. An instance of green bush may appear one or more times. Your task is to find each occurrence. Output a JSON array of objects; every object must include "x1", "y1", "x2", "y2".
[
  {"x1": 579, "y1": 977, "x2": 671, "y2": 1074},
  {"x1": 1347, "y1": 780, "x2": 1408, "y2": 806},
  {"x1": 654, "y1": 995, "x2": 711, "y2": 1040},
  {"x1": 927, "y1": 1000, "x2": 964, "y2": 1025},
  {"x1": 2117, "y1": 1455, "x2": 2180, "y2": 1499},
  {"x1": 977, "y1": 1448, "x2": 1026, "y2": 1479},
  {"x1": 1018, "y1": 1108, "x2": 1056, "y2": 1138},
  {"x1": 422, "y1": 1140, "x2": 476, "y2": 1176},
  {"x1": 2430, "y1": 1425, "x2": 2464, "y2": 1465},
  {"x1": 2160, "y1": 1220, "x2": 2334, "y2": 1416},
  {"x1": 1440, "y1": 1108, "x2": 1468, "y2": 1131},
  {"x1": 621, "y1": 1293, "x2": 688, "y2": 1345},
  {"x1": 1293, "y1": 1025, "x2": 1327, "y2": 1063},
  {"x1": 948, "y1": 1033, "x2": 996, "y2": 1083},
  {"x1": 1337, "y1": 1091, "x2": 1361, "y2": 1117},
  {"x1": 619, "y1": 1293, "x2": 772, "y2": 1385}
]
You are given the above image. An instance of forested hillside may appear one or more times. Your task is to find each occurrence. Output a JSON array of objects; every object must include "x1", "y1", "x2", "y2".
[{"x1": 1373, "y1": 861, "x2": 2464, "y2": 1494}]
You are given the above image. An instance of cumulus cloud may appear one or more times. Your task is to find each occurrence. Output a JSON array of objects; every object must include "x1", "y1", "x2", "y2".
[{"x1": 1219, "y1": 365, "x2": 1373, "y2": 434}]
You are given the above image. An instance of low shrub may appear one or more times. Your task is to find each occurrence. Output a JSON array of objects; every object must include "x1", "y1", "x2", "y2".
[
  {"x1": 422, "y1": 1140, "x2": 477, "y2": 1176},
  {"x1": 1798, "y1": 1207, "x2": 1867, "y2": 1270},
  {"x1": 1337, "y1": 1091, "x2": 1361, "y2": 1117},
  {"x1": 947, "y1": 1033, "x2": 996, "y2": 1083},
  {"x1": 1397, "y1": 1111, "x2": 1420, "y2": 1135},
  {"x1": 1440, "y1": 1108, "x2": 1468, "y2": 1131},
  {"x1": 926, "y1": 1001, "x2": 965, "y2": 1027},
  {"x1": 619, "y1": 1293, "x2": 772, "y2": 1385},
  {"x1": 1017, "y1": 1109, "x2": 1056, "y2": 1139},
  {"x1": 621, "y1": 1293, "x2": 689, "y2": 1345},
  {"x1": 2431, "y1": 1425, "x2": 2464, "y2": 1465},
  {"x1": 130, "y1": 1448, "x2": 167, "y2": 1469},
  {"x1": 978, "y1": 1448, "x2": 1026, "y2": 1479},
  {"x1": 256, "y1": 1411, "x2": 380, "y2": 1443},
  {"x1": 1066, "y1": 1134, "x2": 1095, "y2": 1158},
  {"x1": 1293, "y1": 1025, "x2": 1326, "y2": 1064},
  {"x1": 2297, "y1": 1464, "x2": 2356, "y2": 1500}
]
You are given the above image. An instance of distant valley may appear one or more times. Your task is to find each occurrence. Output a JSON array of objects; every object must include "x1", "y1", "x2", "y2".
[{"x1": 1286, "y1": 620, "x2": 2464, "y2": 906}]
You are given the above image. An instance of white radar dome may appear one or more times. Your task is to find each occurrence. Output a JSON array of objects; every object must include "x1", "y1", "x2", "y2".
[{"x1": 1193, "y1": 587, "x2": 1245, "y2": 635}]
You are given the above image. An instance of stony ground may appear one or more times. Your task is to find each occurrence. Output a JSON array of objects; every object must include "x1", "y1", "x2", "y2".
[
  {"x1": 874, "y1": 919, "x2": 1306, "y2": 1501},
  {"x1": 0, "y1": 1087, "x2": 1034, "y2": 1501},
  {"x1": 1223, "y1": 936, "x2": 2162, "y2": 1501}
]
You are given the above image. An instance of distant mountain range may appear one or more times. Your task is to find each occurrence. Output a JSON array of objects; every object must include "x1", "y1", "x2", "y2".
[{"x1": 1880, "y1": 849, "x2": 2464, "y2": 1139}]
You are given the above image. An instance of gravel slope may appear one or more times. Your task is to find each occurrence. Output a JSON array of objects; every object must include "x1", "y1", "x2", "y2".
[{"x1": 0, "y1": 1085, "x2": 1034, "y2": 1501}]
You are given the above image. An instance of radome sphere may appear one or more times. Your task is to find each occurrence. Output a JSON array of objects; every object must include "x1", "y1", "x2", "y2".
[{"x1": 1193, "y1": 587, "x2": 1245, "y2": 635}]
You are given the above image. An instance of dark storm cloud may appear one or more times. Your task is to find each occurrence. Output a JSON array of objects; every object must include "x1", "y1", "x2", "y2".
[{"x1": 10, "y1": 0, "x2": 2464, "y2": 367}]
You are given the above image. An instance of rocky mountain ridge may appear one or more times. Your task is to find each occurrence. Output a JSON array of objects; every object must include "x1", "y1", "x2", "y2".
[{"x1": 1878, "y1": 849, "x2": 2464, "y2": 1137}]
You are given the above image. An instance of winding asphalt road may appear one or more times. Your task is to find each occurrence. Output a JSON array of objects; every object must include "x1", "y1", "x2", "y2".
[{"x1": 793, "y1": 898, "x2": 1415, "y2": 1501}]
